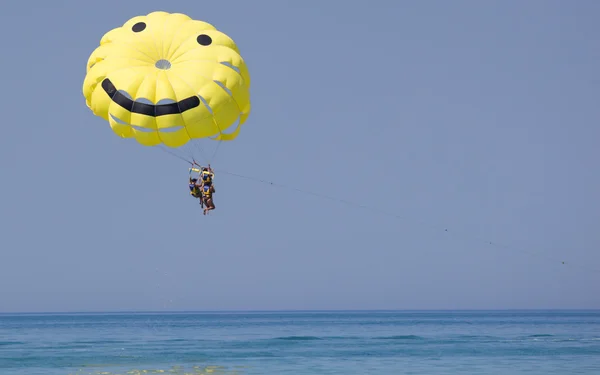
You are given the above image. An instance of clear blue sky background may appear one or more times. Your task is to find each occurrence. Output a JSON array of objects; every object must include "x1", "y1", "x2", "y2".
[{"x1": 0, "y1": 0, "x2": 598, "y2": 313}]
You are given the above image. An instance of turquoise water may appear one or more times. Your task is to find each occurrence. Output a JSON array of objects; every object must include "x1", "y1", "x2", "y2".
[{"x1": 1, "y1": 310, "x2": 599, "y2": 375}]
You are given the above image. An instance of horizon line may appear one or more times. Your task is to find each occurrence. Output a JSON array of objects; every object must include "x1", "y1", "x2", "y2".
[{"x1": 2, "y1": 308, "x2": 599, "y2": 315}]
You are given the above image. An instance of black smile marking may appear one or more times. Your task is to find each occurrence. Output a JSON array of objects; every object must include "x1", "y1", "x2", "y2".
[{"x1": 101, "y1": 78, "x2": 200, "y2": 116}]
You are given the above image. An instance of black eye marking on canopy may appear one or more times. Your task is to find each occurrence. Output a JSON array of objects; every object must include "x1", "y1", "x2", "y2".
[
  {"x1": 101, "y1": 78, "x2": 200, "y2": 116},
  {"x1": 197, "y1": 34, "x2": 212, "y2": 46},
  {"x1": 132, "y1": 22, "x2": 146, "y2": 32}
]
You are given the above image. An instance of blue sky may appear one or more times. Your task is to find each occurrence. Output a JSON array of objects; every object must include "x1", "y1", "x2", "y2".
[{"x1": 0, "y1": 0, "x2": 598, "y2": 312}]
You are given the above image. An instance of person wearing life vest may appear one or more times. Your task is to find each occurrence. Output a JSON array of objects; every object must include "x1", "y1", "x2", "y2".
[
  {"x1": 201, "y1": 183, "x2": 216, "y2": 215},
  {"x1": 199, "y1": 165, "x2": 214, "y2": 188},
  {"x1": 189, "y1": 177, "x2": 204, "y2": 207}
]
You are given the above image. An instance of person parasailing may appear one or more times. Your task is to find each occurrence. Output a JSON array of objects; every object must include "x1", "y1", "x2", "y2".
[
  {"x1": 201, "y1": 183, "x2": 216, "y2": 215},
  {"x1": 190, "y1": 162, "x2": 216, "y2": 212}
]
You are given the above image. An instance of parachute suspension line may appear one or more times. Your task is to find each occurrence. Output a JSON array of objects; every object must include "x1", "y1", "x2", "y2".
[
  {"x1": 191, "y1": 139, "x2": 210, "y2": 165},
  {"x1": 181, "y1": 142, "x2": 199, "y2": 165},
  {"x1": 168, "y1": 141, "x2": 200, "y2": 167},
  {"x1": 215, "y1": 169, "x2": 600, "y2": 276},
  {"x1": 210, "y1": 137, "x2": 223, "y2": 164},
  {"x1": 157, "y1": 145, "x2": 193, "y2": 165}
]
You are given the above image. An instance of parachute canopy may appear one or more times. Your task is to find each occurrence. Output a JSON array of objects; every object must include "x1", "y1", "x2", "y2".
[{"x1": 82, "y1": 11, "x2": 251, "y2": 149}]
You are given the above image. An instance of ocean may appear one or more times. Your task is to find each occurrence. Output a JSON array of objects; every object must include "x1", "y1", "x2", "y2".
[{"x1": 1, "y1": 310, "x2": 599, "y2": 375}]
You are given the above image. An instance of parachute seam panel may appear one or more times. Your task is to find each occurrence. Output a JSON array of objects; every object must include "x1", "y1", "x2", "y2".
[
  {"x1": 166, "y1": 17, "x2": 192, "y2": 58},
  {"x1": 163, "y1": 70, "x2": 195, "y2": 146}
]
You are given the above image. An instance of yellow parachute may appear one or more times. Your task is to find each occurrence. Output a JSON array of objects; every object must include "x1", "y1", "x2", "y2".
[{"x1": 82, "y1": 11, "x2": 251, "y2": 161}]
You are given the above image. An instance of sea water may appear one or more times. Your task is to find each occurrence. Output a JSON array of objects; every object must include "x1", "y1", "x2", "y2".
[{"x1": 1, "y1": 310, "x2": 599, "y2": 375}]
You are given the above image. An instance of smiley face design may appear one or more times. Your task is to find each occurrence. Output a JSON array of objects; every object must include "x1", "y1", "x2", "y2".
[{"x1": 82, "y1": 11, "x2": 251, "y2": 147}]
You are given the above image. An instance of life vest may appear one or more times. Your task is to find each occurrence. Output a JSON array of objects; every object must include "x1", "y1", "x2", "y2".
[
  {"x1": 201, "y1": 171, "x2": 213, "y2": 185},
  {"x1": 202, "y1": 185, "x2": 212, "y2": 198},
  {"x1": 189, "y1": 183, "x2": 201, "y2": 197}
]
